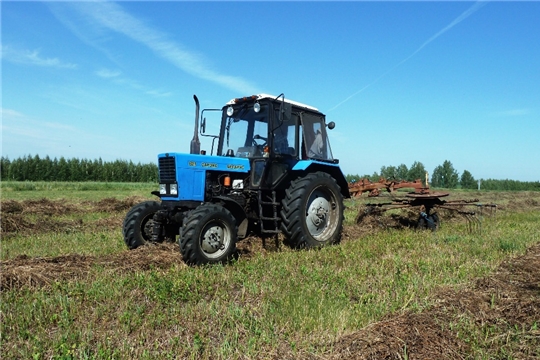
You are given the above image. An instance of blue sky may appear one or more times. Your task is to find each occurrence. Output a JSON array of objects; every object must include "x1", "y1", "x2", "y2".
[{"x1": 2, "y1": 1, "x2": 539, "y2": 181}]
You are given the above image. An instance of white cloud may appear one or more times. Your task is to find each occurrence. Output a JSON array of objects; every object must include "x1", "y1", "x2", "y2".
[
  {"x1": 145, "y1": 89, "x2": 172, "y2": 98},
  {"x1": 492, "y1": 109, "x2": 531, "y2": 117},
  {"x1": 1, "y1": 45, "x2": 77, "y2": 69},
  {"x1": 94, "y1": 69, "x2": 171, "y2": 97},
  {"x1": 95, "y1": 68, "x2": 121, "y2": 78},
  {"x1": 2, "y1": 109, "x2": 76, "y2": 139},
  {"x1": 1, "y1": 108, "x2": 24, "y2": 118},
  {"x1": 0, "y1": 107, "x2": 112, "y2": 160},
  {"x1": 53, "y1": 1, "x2": 258, "y2": 94}
]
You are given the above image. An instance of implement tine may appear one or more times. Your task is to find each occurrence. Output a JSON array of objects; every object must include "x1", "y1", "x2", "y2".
[
  {"x1": 475, "y1": 213, "x2": 482, "y2": 233},
  {"x1": 463, "y1": 211, "x2": 482, "y2": 234},
  {"x1": 467, "y1": 214, "x2": 473, "y2": 233}
]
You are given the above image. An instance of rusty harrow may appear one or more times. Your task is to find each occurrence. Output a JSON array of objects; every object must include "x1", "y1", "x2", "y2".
[{"x1": 351, "y1": 179, "x2": 497, "y2": 231}]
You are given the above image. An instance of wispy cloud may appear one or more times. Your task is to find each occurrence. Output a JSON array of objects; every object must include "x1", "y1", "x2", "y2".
[
  {"x1": 51, "y1": 1, "x2": 258, "y2": 94},
  {"x1": 95, "y1": 68, "x2": 121, "y2": 78},
  {"x1": 329, "y1": 0, "x2": 489, "y2": 111},
  {"x1": 1, "y1": 108, "x2": 76, "y2": 140},
  {"x1": 94, "y1": 68, "x2": 171, "y2": 97},
  {"x1": 492, "y1": 108, "x2": 531, "y2": 117},
  {"x1": 145, "y1": 89, "x2": 172, "y2": 98},
  {"x1": 1, "y1": 45, "x2": 78, "y2": 69},
  {"x1": 1, "y1": 108, "x2": 24, "y2": 118}
]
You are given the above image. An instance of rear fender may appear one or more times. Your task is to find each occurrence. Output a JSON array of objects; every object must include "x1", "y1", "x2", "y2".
[{"x1": 291, "y1": 160, "x2": 350, "y2": 198}]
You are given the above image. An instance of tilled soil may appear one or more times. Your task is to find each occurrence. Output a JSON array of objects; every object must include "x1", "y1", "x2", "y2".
[{"x1": 326, "y1": 243, "x2": 540, "y2": 359}]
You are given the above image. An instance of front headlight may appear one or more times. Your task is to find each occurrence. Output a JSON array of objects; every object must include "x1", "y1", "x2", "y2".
[
  {"x1": 170, "y1": 183, "x2": 178, "y2": 195},
  {"x1": 159, "y1": 184, "x2": 167, "y2": 195}
]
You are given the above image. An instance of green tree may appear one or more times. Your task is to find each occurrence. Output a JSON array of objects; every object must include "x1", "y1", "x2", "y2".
[
  {"x1": 396, "y1": 164, "x2": 408, "y2": 180},
  {"x1": 57, "y1": 157, "x2": 69, "y2": 181},
  {"x1": 408, "y1": 161, "x2": 426, "y2": 182},
  {"x1": 0, "y1": 156, "x2": 10, "y2": 180},
  {"x1": 42, "y1": 155, "x2": 53, "y2": 181},
  {"x1": 431, "y1": 160, "x2": 459, "y2": 188},
  {"x1": 380, "y1": 165, "x2": 397, "y2": 179},
  {"x1": 460, "y1": 170, "x2": 476, "y2": 189}
]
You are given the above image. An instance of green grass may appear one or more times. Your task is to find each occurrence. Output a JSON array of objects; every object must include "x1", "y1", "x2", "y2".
[
  {"x1": 1, "y1": 181, "x2": 157, "y2": 200},
  {"x1": 1, "y1": 183, "x2": 539, "y2": 358}
]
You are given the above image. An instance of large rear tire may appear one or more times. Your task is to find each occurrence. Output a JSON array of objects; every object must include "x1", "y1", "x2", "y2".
[
  {"x1": 123, "y1": 201, "x2": 162, "y2": 249},
  {"x1": 281, "y1": 172, "x2": 344, "y2": 249},
  {"x1": 180, "y1": 204, "x2": 238, "y2": 266}
]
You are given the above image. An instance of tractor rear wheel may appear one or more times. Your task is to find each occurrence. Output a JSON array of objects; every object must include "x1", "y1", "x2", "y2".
[
  {"x1": 281, "y1": 172, "x2": 344, "y2": 249},
  {"x1": 180, "y1": 204, "x2": 238, "y2": 265},
  {"x1": 123, "y1": 201, "x2": 162, "y2": 249}
]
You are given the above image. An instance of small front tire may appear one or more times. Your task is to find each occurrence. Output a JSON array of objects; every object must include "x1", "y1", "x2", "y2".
[
  {"x1": 180, "y1": 204, "x2": 238, "y2": 266},
  {"x1": 123, "y1": 201, "x2": 162, "y2": 249}
]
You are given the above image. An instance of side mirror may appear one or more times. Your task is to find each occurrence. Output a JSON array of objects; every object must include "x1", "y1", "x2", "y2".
[
  {"x1": 280, "y1": 102, "x2": 292, "y2": 123},
  {"x1": 327, "y1": 121, "x2": 335, "y2": 130},
  {"x1": 201, "y1": 118, "x2": 206, "y2": 134}
]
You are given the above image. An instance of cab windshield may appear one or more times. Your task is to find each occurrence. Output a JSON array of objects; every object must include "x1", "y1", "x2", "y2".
[{"x1": 219, "y1": 104, "x2": 269, "y2": 158}]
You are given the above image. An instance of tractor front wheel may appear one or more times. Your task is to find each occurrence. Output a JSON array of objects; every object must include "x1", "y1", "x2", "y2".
[
  {"x1": 281, "y1": 172, "x2": 344, "y2": 249},
  {"x1": 123, "y1": 201, "x2": 162, "y2": 249},
  {"x1": 180, "y1": 204, "x2": 238, "y2": 265}
]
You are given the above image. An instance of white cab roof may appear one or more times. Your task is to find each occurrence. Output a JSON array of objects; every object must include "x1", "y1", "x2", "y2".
[{"x1": 226, "y1": 94, "x2": 319, "y2": 112}]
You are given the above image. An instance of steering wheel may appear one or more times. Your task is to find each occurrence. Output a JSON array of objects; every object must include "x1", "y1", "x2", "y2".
[{"x1": 252, "y1": 134, "x2": 267, "y2": 147}]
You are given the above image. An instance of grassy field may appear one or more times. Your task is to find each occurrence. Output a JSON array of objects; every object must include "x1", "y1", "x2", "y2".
[{"x1": 1, "y1": 182, "x2": 539, "y2": 359}]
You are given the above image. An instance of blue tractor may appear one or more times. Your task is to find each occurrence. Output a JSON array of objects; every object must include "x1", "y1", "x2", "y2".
[{"x1": 123, "y1": 94, "x2": 350, "y2": 265}]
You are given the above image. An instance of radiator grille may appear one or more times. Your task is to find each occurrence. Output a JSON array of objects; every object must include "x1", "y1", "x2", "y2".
[{"x1": 158, "y1": 156, "x2": 176, "y2": 182}]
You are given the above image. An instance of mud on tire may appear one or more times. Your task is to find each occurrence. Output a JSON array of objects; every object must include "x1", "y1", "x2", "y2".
[
  {"x1": 280, "y1": 171, "x2": 344, "y2": 249},
  {"x1": 180, "y1": 204, "x2": 238, "y2": 266}
]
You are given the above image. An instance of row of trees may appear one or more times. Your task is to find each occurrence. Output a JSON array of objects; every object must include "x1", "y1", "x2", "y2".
[
  {"x1": 1, "y1": 155, "x2": 538, "y2": 191},
  {"x1": 346, "y1": 160, "x2": 540, "y2": 191},
  {"x1": 1, "y1": 155, "x2": 158, "y2": 182}
]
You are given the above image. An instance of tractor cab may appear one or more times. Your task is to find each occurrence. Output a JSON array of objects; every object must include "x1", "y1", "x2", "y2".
[
  {"x1": 203, "y1": 94, "x2": 339, "y2": 190},
  {"x1": 205, "y1": 94, "x2": 336, "y2": 163}
]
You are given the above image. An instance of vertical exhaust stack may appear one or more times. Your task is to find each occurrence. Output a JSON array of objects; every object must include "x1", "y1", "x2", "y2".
[{"x1": 190, "y1": 95, "x2": 201, "y2": 155}]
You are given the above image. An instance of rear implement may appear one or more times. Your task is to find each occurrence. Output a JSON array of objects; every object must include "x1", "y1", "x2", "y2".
[{"x1": 353, "y1": 181, "x2": 497, "y2": 231}]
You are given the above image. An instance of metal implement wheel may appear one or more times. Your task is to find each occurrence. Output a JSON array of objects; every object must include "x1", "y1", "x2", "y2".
[
  {"x1": 180, "y1": 204, "x2": 238, "y2": 265},
  {"x1": 281, "y1": 172, "x2": 344, "y2": 249},
  {"x1": 417, "y1": 213, "x2": 440, "y2": 231},
  {"x1": 123, "y1": 201, "x2": 162, "y2": 249}
]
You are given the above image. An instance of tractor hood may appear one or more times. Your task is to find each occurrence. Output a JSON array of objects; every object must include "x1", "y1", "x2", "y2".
[{"x1": 157, "y1": 152, "x2": 250, "y2": 201}]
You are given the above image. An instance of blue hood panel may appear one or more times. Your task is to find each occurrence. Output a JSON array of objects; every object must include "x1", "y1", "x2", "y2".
[{"x1": 158, "y1": 153, "x2": 250, "y2": 201}]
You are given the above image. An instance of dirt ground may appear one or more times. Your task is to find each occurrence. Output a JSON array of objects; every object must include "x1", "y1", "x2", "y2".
[
  {"x1": 1, "y1": 193, "x2": 539, "y2": 358},
  {"x1": 325, "y1": 242, "x2": 540, "y2": 359}
]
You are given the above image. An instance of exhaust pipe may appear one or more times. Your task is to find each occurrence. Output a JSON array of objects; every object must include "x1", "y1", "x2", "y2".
[{"x1": 190, "y1": 95, "x2": 201, "y2": 155}]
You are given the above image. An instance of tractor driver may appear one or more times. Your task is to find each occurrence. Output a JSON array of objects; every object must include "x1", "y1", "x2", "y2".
[{"x1": 308, "y1": 129, "x2": 324, "y2": 158}]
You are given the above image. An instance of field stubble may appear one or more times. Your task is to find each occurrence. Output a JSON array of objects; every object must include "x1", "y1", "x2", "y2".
[{"x1": 1, "y1": 187, "x2": 539, "y2": 359}]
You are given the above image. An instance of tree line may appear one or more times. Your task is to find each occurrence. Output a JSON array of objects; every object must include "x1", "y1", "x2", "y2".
[
  {"x1": 1, "y1": 155, "x2": 158, "y2": 182},
  {"x1": 1, "y1": 155, "x2": 538, "y2": 191},
  {"x1": 346, "y1": 160, "x2": 540, "y2": 191}
]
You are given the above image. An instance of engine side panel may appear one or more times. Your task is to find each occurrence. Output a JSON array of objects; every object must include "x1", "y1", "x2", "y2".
[{"x1": 158, "y1": 153, "x2": 250, "y2": 201}]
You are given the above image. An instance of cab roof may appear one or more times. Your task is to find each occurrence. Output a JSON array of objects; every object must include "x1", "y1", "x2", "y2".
[{"x1": 226, "y1": 94, "x2": 319, "y2": 112}]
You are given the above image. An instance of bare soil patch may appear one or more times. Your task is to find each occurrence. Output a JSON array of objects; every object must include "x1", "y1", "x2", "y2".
[
  {"x1": 326, "y1": 243, "x2": 540, "y2": 359},
  {"x1": 1, "y1": 196, "x2": 144, "y2": 237},
  {"x1": 1, "y1": 243, "x2": 184, "y2": 292}
]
